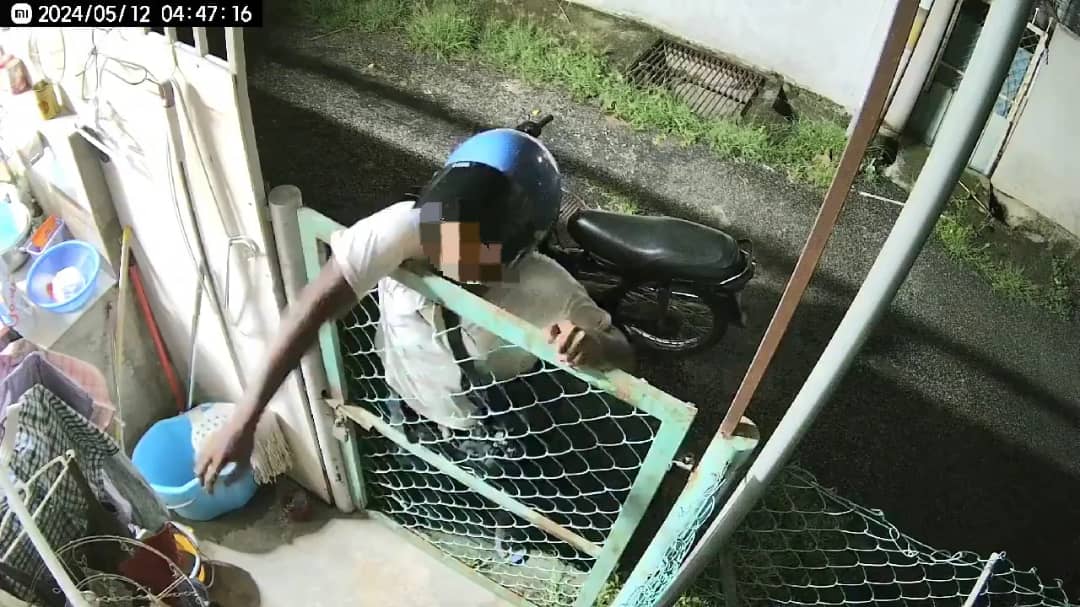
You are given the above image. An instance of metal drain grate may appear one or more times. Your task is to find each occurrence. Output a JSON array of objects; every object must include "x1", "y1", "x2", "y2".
[{"x1": 626, "y1": 39, "x2": 765, "y2": 119}]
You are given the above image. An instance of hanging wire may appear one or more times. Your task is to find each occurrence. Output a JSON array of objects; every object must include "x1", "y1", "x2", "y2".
[{"x1": 28, "y1": 29, "x2": 66, "y2": 83}]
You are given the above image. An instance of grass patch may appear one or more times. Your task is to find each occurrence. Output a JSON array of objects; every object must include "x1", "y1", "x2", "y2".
[
  {"x1": 935, "y1": 206, "x2": 983, "y2": 262},
  {"x1": 934, "y1": 201, "x2": 1076, "y2": 318},
  {"x1": 292, "y1": 0, "x2": 408, "y2": 31},
  {"x1": 475, "y1": 18, "x2": 848, "y2": 182},
  {"x1": 295, "y1": 2, "x2": 852, "y2": 192},
  {"x1": 708, "y1": 119, "x2": 772, "y2": 162},
  {"x1": 479, "y1": 20, "x2": 610, "y2": 100},
  {"x1": 407, "y1": 1, "x2": 481, "y2": 61},
  {"x1": 1048, "y1": 257, "x2": 1076, "y2": 317},
  {"x1": 771, "y1": 119, "x2": 848, "y2": 189},
  {"x1": 600, "y1": 191, "x2": 640, "y2": 215}
]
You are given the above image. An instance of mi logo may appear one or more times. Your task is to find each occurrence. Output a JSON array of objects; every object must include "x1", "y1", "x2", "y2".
[{"x1": 10, "y1": 3, "x2": 32, "y2": 25}]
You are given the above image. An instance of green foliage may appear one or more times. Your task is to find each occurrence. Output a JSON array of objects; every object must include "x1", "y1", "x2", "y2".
[
  {"x1": 301, "y1": 2, "x2": 863, "y2": 191},
  {"x1": 407, "y1": 1, "x2": 482, "y2": 61},
  {"x1": 935, "y1": 202, "x2": 1076, "y2": 317},
  {"x1": 293, "y1": 0, "x2": 408, "y2": 31}
]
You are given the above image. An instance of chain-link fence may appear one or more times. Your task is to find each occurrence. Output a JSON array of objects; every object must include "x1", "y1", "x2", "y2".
[
  {"x1": 681, "y1": 465, "x2": 1074, "y2": 607},
  {"x1": 336, "y1": 293, "x2": 662, "y2": 606},
  {"x1": 290, "y1": 206, "x2": 707, "y2": 607}
]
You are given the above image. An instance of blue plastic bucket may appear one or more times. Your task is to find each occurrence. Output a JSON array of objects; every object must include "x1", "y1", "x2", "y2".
[
  {"x1": 132, "y1": 410, "x2": 257, "y2": 522},
  {"x1": 25, "y1": 240, "x2": 102, "y2": 314}
]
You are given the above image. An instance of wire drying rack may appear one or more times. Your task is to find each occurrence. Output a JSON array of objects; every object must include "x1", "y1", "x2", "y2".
[
  {"x1": 0, "y1": 407, "x2": 203, "y2": 607},
  {"x1": 0, "y1": 403, "x2": 92, "y2": 607}
]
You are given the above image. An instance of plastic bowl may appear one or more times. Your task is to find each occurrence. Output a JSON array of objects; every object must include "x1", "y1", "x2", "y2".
[
  {"x1": 26, "y1": 240, "x2": 102, "y2": 314},
  {"x1": 132, "y1": 410, "x2": 258, "y2": 522},
  {"x1": 0, "y1": 199, "x2": 32, "y2": 272}
]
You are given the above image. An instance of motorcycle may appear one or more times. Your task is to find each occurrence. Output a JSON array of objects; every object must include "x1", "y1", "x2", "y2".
[{"x1": 518, "y1": 114, "x2": 755, "y2": 355}]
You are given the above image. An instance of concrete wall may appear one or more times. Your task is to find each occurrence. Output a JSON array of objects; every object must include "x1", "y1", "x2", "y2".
[
  {"x1": 568, "y1": 0, "x2": 901, "y2": 111},
  {"x1": 993, "y1": 27, "x2": 1080, "y2": 239}
]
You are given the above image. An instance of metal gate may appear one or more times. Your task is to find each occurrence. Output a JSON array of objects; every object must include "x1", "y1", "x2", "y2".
[
  {"x1": 916, "y1": 0, "x2": 1051, "y2": 173},
  {"x1": 287, "y1": 207, "x2": 720, "y2": 607}
]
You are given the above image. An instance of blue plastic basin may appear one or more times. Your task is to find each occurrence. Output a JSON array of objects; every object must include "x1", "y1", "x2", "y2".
[
  {"x1": 25, "y1": 240, "x2": 102, "y2": 314},
  {"x1": 132, "y1": 407, "x2": 257, "y2": 522}
]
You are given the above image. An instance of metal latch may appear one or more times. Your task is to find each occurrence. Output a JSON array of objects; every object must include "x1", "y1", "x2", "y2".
[
  {"x1": 672, "y1": 453, "x2": 696, "y2": 472},
  {"x1": 328, "y1": 401, "x2": 349, "y2": 438},
  {"x1": 331, "y1": 408, "x2": 350, "y2": 443}
]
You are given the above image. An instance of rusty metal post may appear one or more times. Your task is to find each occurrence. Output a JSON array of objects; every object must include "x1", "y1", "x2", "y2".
[{"x1": 717, "y1": 0, "x2": 923, "y2": 438}]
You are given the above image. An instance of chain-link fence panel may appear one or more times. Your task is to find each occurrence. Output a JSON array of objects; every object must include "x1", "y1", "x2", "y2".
[
  {"x1": 362, "y1": 434, "x2": 595, "y2": 607},
  {"x1": 685, "y1": 465, "x2": 1074, "y2": 607},
  {"x1": 293, "y1": 206, "x2": 704, "y2": 607},
  {"x1": 336, "y1": 288, "x2": 674, "y2": 607}
]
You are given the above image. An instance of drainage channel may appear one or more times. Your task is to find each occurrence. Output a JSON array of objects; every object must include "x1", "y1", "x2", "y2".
[{"x1": 626, "y1": 39, "x2": 765, "y2": 120}]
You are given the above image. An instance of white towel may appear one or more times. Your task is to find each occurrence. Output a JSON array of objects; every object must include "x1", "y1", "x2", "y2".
[{"x1": 187, "y1": 402, "x2": 292, "y2": 485}]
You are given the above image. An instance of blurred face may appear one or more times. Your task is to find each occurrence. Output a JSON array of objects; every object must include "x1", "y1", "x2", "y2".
[{"x1": 420, "y1": 211, "x2": 513, "y2": 284}]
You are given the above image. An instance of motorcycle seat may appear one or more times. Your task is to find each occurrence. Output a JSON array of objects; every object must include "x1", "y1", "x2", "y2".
[{"x1": 567, "y1": 210, "x2": 746, "y2": 282}]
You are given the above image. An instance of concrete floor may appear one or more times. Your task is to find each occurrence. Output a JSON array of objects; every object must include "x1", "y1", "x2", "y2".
[{"x1": 189, "y1": 485, "x2": 510, "y2": 607}]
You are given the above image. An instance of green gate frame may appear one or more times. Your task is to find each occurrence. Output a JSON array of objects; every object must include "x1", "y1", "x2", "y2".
[{"x1": 295, "y1": 207, "x2": 722, "y2": 607}]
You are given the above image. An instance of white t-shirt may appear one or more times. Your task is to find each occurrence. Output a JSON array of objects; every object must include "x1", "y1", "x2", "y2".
[{"x1": 330, "y1": 201, "x2": 610, "y2": 430}]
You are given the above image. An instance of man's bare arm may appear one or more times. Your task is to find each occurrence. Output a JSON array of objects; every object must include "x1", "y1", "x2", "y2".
[{"x1": 235, "y1": 258, "x2": 357, "y2": 427}]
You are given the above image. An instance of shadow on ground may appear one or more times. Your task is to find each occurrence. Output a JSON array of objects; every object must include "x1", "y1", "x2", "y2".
[
  {"x1": 249, "y1": 84, "x2": 1080, "y2": 594},
  {"x1": 189, "y1": 480, "x2": 337, "y2": 555}
]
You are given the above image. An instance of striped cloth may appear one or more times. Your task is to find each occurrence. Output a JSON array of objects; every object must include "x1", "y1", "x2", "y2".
[{"x1": 1, "y1": 339, "x2": 115, "y2": 430}]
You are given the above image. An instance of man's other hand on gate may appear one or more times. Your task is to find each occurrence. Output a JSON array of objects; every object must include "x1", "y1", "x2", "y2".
[{"x1": 547, "y1": 320, "x2": 613, "y2": 370}]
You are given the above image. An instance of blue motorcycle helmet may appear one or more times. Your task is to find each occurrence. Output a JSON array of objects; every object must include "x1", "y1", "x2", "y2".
[{"x1": 416, "y1": 128, "x2": 562, "y2": 276}]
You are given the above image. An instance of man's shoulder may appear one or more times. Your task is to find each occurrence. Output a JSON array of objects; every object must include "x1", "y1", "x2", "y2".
[
  {"x1": 364, "y1": 200, "x2": 417, "y2": 226},
  {"x1": 331, "y1": 200, "x2": 421, "y2": 288},
  {"x1": 338, "y1": 200, "x2": 417, "y2": 236}
]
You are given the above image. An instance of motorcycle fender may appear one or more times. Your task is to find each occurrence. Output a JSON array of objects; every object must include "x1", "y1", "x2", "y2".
[{"x1": 722, "y1": 291, "x2": 748, "y2": 328}]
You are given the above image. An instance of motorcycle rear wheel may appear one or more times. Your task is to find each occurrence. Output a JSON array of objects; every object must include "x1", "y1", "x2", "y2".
[{"x1": 612, "y1": 283, "x2": 728, "y2": 354}]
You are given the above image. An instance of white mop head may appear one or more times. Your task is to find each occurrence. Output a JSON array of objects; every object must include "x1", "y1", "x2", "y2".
[{"x1": 188, "y1": 402, "x2": 293, "y2": 485}]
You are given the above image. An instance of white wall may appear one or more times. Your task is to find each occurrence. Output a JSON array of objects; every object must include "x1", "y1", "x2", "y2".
[
  {"x1": 569, "y1": 0, "x2": 901, "y2": 111},
  {"x1": 0, "y1": 29, "x2": 333, "y2": 503},
  {"x1": 993, "y1": 27, "x2": 1080, "y2": 239}
]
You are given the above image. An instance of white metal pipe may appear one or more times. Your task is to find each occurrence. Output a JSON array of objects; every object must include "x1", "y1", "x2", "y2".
[
  {"x1": 883, "y1": 0, "x2": 961, "y2": 135},
  {"x1": 963, "y1": 552, "x2": 1003, "y2": 607},
  {"x1": 654, "y1": 1, "x2": 1033, "y2": 605},
  {"x1": 268, "y1": 185, "x2": 354, "y2": 513},
  {"x1": 186, "y1": 263, "x2": 205, "y2": 410}
]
